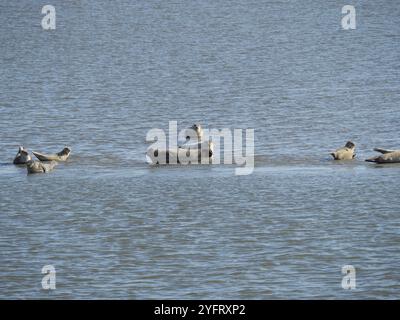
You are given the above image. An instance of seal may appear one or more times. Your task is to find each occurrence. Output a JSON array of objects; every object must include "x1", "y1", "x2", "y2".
[
  {"x1": 183, "y1": 124, "x2": 204, "y2": 144},
  {"x1": 330, "y1": 141, "x2": 356, "y2": 160},
  {"x1": 32, "y1": 147, "x2": 71, "y2": 162},
  {"x1": 13, "y1": 146, "x2": 32, "y2": 165},
  {"x1": 26, "y1": 160, "x2": 57, "y2": 174},
  {"x1": 365, "y1": 148, "x2": 400, "y2": 163}
]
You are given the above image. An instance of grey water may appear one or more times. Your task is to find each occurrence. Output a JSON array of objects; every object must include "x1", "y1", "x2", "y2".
[{"x1": 0, "y1": 0, "x2": 399, "y2": 299}]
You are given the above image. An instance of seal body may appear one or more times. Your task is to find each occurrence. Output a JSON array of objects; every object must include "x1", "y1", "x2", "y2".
[
  {"x1": 32, "y1": 147, "x2": 71, "y2": 162},
  {"x1": 13, "y1": 146, "x2": 31, "y2": 165},
  {"x1": 330, "y1": 141, "x2": 356, "y2": 160},
  {"x1": 366, "y1": 148, "x2": 400, "y2": 163},
  {"x1": 26, "y1": 160, "x2": 57, "y2": 174},
  {"x1": 147, "y1": 141, "x2": 214, "y2": 165}
]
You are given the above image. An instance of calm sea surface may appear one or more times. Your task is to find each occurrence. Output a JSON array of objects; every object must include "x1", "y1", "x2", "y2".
[{"x1": 0, "y1": 0, "x2": 399, "y2": 299}]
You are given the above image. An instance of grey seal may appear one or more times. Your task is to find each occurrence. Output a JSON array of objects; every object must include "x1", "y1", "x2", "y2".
[
  {"x1": 13, "y1": 146, "x2": 32, "y2": 165},
  {"x1": 330, "y1": 141, "x2": 356, "y2": 160},
  {"x1": 26, "y1": 160, "x2": 57, "y2": 174},
  {"x1": 32, "y1": 147, "x2": 71, "y2": 162},
  {"x1": 147, "y1": 140, "x2": 214, "y2": 165},
  {"x1": 365, "y1": 148, "x2": 400, "y2": 163}
]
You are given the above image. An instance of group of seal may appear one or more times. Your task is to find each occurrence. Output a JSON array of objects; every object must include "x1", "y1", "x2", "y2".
[
  {"x1": 13, "y1": 146, "x2": 71, "y2": 174},
  {"x1": 146, "y1": 124, "x2": 214, "y2": 165},
  {"x1": 330, "y1": 141, "x2": 400, "y2": 163}
]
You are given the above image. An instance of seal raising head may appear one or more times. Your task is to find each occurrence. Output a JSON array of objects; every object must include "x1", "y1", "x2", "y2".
[
  {"x1": 26, "y1": 160, "x2": 57, "y2": 174},
  {"x1": 13, "y1": 146, "x2": 31, "y2": 165}
]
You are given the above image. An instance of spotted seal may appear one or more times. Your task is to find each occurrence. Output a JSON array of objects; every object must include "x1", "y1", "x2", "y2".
[
  {"x1": 26, "y1": 160, "x2": 57, "y2": 174},
  {"x1": 13, "y1": 146, "x2": 32, "y2": 165}
]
